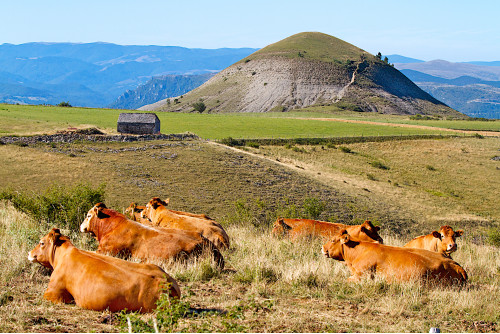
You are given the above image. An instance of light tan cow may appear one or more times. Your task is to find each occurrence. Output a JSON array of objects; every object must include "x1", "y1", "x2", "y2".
[
  {"x1": 142, "y1": 197, "x2": 230, "y2": 250},
  {"x1": 322, "y1": 230, "x2": 467, "y2": 285},
  {"x1": 28, "y1": 228, "x2": 180, "y2": 312},
  {"x1": 404, "y1": 226, "x2": 464, "y2": 258},
  {"x1": 272, "y1": 218, "x2": 383, "y2": 244}
]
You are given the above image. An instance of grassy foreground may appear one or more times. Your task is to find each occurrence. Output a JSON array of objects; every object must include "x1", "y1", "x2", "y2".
[{"x1": 0, "y1": 202, "x2": 498, "y2": 333}]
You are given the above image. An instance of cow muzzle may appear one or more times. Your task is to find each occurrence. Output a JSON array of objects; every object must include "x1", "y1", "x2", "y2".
[
  {"x1": 28, "y1": 252, "x2": 36, "y2": 263},
  {"x1": 321, "y1": 246, "x2": 329, "y2": 257}
]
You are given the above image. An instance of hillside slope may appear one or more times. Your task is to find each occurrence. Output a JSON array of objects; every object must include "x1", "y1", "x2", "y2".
[{"x1": 143, "y1": 32, "x2": 462, "y2": 117}]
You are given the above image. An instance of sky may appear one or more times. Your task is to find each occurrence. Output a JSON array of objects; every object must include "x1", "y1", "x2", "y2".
[{"x1": 1, "y1": 0, "x2": 499, "y2": 62}]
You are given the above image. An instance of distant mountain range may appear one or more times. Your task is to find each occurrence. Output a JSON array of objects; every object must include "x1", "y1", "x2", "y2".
[
  {"x1": 386, "y1": 56, "x2": 500, "y2": 119},
  {"x1": 0, "y1": 42, "x2": 498, "y2": 119},
  {"x1": 0, "y1": 42, "x2": 257, "y2": 107}
]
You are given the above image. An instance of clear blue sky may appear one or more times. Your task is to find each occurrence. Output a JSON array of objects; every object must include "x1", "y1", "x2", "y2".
[{"x1": 2, "y1": 0, "x2": 499, "y2": 62}]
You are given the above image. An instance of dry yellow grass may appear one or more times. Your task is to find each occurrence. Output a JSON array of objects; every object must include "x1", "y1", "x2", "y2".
[{"x1": 0, "y1": 202, "x2": 499, "y2": 332}]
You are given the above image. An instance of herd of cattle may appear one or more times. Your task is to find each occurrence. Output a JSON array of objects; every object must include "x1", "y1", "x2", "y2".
[{"x1": 27, "y1": 197, "x2": 467, "y2": 313}]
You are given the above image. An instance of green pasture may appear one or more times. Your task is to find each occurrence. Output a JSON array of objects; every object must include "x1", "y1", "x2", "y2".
[{"x1": 0, "y1": 104, "x2": 498, "y2": 139}]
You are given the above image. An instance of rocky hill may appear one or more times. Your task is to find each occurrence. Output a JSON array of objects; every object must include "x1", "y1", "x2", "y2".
[{"x1": 142, "y1": 32, "x2": 462, "y2": 117}]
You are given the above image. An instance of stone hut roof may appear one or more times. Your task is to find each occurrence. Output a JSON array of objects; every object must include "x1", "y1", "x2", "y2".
[{"x1": 117, "y1": 113, "x2": 159, "y2": 124}]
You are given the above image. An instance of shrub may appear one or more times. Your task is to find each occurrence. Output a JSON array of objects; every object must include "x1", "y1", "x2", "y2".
[
  {"x1": 246, "y1": 142, "x2": 260, "y2": 149},
  {"x1": 219, "y1": 137, "x2": 244, "y2": 147},
  {"x1": 57, "y1": 101, "x2": 72, "y2": 107},
  {"x1": 426, "y1": 165, "x2": 436, "y2": 171},
  {"x1": 302, "y1": 198, "x2": 325, "y2": 220},
  {"x1": 339, "y1": 146, "x2": 353, "y2": 153},
  {"x1": 192, "y1": 101, "x2": 206, "y2": 113},
  {"x1": 370, "y1": 161, "x2": 390, "y2": 170},
  {"x1": 117, "y1": 284, "x2": 192, "y2": 333},
  {"x1": 487, "y1": 228, "x2": 500, "y2": 247},
  {"x1": 0, "y1": 183, "x2": 105, "y2": 231}
]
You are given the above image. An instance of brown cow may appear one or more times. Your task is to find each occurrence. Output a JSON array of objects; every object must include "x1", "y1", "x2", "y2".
[
  {"x1": 322, "y1": 230, "x2": 467, "y2": 285},
  {"x1": 124, "y1": 202, "x2": 151, "y2": 225},
  {"x1": 404, "y1": 226, "x2": 464, "y2": 258},
  {"x1": 272, "y1": 218, "x2": 383, "y2": 244},
  {"x1": 142, "y1": 197, "x2": 230, "y2": 250},
  {"x1": 80, "y1": 203, "x2": 224, "y2": 268},
  {"x1": 125, "y1": 201, "x2": 212, "y2": 224},
  {"x1": 28, "y1": 228, "x2": 180, "y2": 313}
]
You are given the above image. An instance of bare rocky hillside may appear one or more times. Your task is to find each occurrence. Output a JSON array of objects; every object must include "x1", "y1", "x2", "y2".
[{"x1": 141, "y1": 32, "x2": 463, "y2": 118}]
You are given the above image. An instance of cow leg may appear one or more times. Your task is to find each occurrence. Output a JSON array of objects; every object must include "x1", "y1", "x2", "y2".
[{"x1": 43, "y1": 280, "x2": 74, "y2": 304}]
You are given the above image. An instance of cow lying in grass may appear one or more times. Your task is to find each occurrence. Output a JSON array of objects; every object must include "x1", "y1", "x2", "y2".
[
  {"x1": 80, "y1": 203, "x2": 224, "y2": 268},
  {"x1": 322, "y1": 230, "x2": 467, "y2": 285},
  {"x1": 28, "y1": 228, "x2": 180, "y2": 312},
  {"x1": 141, "y1": 197, "x2": 230, "y2": 250},
  {"x1": 404, "y1": 225, "x2": 464, "y2": 258},
  {"x1": 272, "y1": 218, "x2": 383, "y2": 244}
]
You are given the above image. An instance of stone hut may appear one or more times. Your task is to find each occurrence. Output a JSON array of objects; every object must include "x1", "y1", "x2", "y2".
[{"x1": 117, "y1": 113, "x2": 160, "y2": 134}]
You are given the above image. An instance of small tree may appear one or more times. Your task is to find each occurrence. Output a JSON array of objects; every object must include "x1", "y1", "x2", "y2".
[
  {"x1": 376, "y1": 52, "x2": 382, "y2": 60},
  {"x1": 57, "y1": 101, "x2": 72, "y2": 107},
  {"x1": 192, "y1": 101, "x2": 206, "y2": 113}
]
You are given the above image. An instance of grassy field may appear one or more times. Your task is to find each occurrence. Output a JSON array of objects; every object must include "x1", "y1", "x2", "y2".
[
  {"x1": 1, "y1": 104, "x2": 499, "y2": 139},
  {"x1": 0, "y1": 104, "x2": 499, "y2": 332}
]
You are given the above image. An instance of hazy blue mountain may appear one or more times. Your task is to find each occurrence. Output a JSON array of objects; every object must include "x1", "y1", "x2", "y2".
[
  {"x1": 385, "y1": 54, "x2": 424, "y2": 64},
  {"x1": 109, "y1": 73, "x2": 214, "y2": 110},
  {"x1": 0, "y1": 42, "x2": 257, "y2": 107},
  {"x1": 400, "y1": 69, "x2": 500, "y2": 119}
]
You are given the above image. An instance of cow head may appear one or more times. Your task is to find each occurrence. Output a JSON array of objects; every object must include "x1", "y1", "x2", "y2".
[
  {"x1": 125, "y1": 202, "x2": 146, "y2": 220},
  {"x1": 28, "y1": 228, "x2": 66, "y2": 269},
  {"x1": 80, "y1": 203, "x2": 109, "y2": 234},
  {"x1": 359, "y1": 220, "x2": 383, "y2": 244},
  {"x1": 142, "y1": 197, "x2": 168, "y2": 220},
  {"x1": 271, "y1": 218, "x2": 292, "y2": 237},
  {"x1": 433, "y1": 226, "x2": 464, "y2": 255},
  {"x1": 322, "y1": 229, "x2": 352, "y2": 261}
]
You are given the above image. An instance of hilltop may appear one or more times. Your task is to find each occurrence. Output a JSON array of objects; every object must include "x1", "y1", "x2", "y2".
[{"x1": 142, "y1": 32, "x2": 462, "y2": 117}]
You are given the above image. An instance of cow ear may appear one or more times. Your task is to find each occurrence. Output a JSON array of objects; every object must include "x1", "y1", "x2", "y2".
[
  {"x1": 455, "y1": 230, "x2": 464, "y2": 237},
  {"x1": 96, "y1": 207, "x2": 110, "y2": 219},
  {"x1": 374, "y1": 226, "x2": 380, "y2": 232},
  {"x1": 432, "y1": 231, "x2": 441, "y2": 239},
  {"x1": 279, "y1": 219, "x2": 292, "y2": 230},
  {"x1": 340, "y1": 234, "x2": 350, "y2": 244},
  {"x1": 164, "y1": 198, "x2": 170, "y2": 205},
  {"x1": 49, "y1": 228, "x2": 61, "y2": 242}
]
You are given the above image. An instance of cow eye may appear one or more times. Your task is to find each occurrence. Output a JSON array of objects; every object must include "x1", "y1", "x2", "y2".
[{"x1": 40, "y1": 241, "x2": 45, "y2": 246}]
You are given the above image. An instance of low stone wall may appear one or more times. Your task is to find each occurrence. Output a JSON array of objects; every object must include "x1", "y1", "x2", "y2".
[{"x1": 0, "y1": 131, "x2": 200, "y2": 145}]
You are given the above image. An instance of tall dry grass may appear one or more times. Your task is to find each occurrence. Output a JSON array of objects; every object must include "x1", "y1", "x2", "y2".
[{"x1": 1, "y1": 201, "x2": 499, "y2": 332}]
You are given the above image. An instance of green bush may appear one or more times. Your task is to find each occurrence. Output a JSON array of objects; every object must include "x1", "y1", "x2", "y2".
[
  {"x1": 370, "y1": 161, "x2": 390, "y2": 170},
  {"x1": 487, "y1": 228, "x2": 500, "y2": 247},
  {"x1": 0, "y1": 183, "x2": 105, "y2": 230},
  {"x1": 117, "y1": 286, "x2": 191, "y2": 333},
  {"x1": 219, "y1": 137, "x2": 244, "y2": 147},
  {"x1": 192, "y1": 101, "x2": 206, "y2": 113}
]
